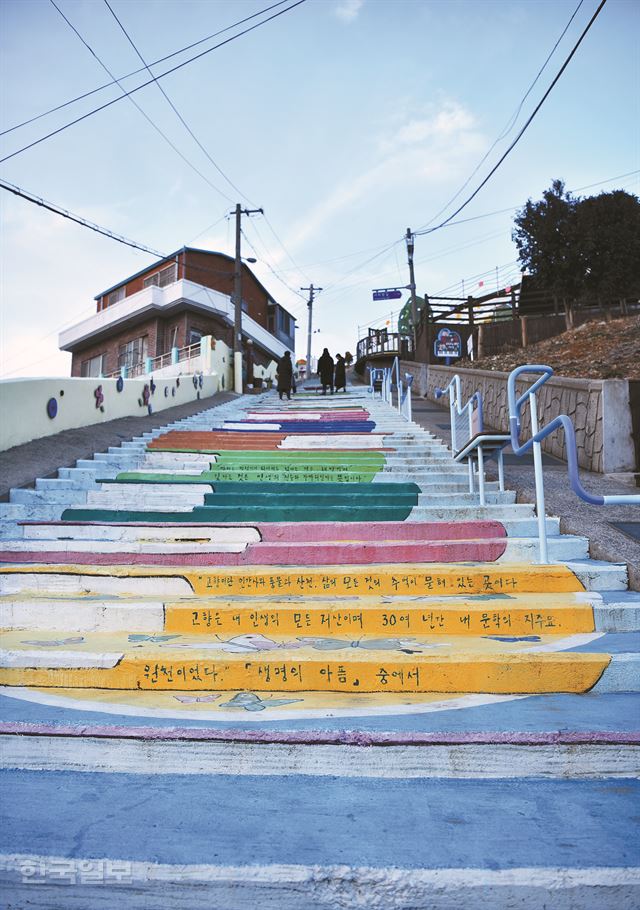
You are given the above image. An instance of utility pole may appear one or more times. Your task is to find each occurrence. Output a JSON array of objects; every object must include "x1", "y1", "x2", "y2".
[
  {"x1": 405, "y1": 228, "x2": 417, "y2": 340},
  {"x1": 302, "y1": 283, "x2": 322, "y2": 377},
  {"x1": 232, "y1": 203, "x2": 263, "y2": 391}
]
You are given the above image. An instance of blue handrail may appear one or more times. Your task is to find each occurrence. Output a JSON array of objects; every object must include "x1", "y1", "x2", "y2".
[{"x1": 507, "y1": 365, "x2": 640, "y2": 507}]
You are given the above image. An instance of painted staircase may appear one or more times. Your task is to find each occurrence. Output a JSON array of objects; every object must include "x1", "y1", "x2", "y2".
[{"x1": 1, "y1": 385, "x2": 639, "y2": 907}]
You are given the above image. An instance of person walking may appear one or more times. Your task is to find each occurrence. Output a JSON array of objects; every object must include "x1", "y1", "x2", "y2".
[
  {"x1": 334, "y1": 353, "x2": 347, "y2": 392},
  {"x1": 276, "y1": 351, "x2": 293, "y2": 400},
  {"x1": 317, "y1": 348, "x2": 335, "y2": 395}
]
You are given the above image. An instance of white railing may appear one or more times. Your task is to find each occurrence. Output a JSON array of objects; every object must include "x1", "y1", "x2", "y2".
[
  {"x1": 435, "y1": 375, "x2": 496, "y2": 507},
  {"x1": 368, "y1": 357, "x2": 412, "y2": 420}
]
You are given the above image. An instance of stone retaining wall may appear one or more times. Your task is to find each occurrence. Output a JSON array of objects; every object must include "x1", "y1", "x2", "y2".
[{"x1": 415, "y1": 363, "x2": 637, "y2": 474}]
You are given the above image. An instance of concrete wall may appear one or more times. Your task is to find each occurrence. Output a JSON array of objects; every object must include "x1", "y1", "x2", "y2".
[
  {"x1": 423, "y1": 364, "x2": 638, "y2": 474},
  {"x1": 0, "y1": 372, "x2": 220, "y2": 452}
]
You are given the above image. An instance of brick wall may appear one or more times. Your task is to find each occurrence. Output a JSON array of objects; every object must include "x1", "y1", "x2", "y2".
[{"x1": 71, "y1": 317, "x2": 162, "y2": 376}]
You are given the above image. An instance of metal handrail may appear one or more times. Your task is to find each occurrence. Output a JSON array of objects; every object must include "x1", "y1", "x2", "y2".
[
  {"x1": 367, "y1": 357, "x2": 412, "y2": 420},
  {"x1": 434, "y1": 374, "x2": 497, "y2": 505},
  {"x1": 434, "y1": 375, "x2": 484, "y2": 454},
  {"x1": 507, "y1": 364, "x2": 640, "y2": 562}
]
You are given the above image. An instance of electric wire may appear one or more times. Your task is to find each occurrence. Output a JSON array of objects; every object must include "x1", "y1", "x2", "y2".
[
  {"x1": 414, "y1": 0, "x2": 609, "y2": 237},
  {"x1": 416, "y1": 0, "x2": 586, "y2": 232},
  {"x1": 240, "y1": 227, "x2": 307, "y2": 315},
  {"x1": 0, "y1": 0, "x2": 309, "y2": 165},
  {"x1": 102, "y1": 0, "x2": 256, "y2": 206},
  {"x1": 48, "y1": 0, "x2": 235, "y2": 203},
  {"x1": 0, "y1": 0, "x2": 292, "y2": 138}
]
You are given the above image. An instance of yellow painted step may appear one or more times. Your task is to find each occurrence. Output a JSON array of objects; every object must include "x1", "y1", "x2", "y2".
[
  {"x1": 0, "y1": 563, "x2": 585, "y2": 598},
  {"x1": 0, "y1": 631, "x2": 609, "y2": 694},
  {"x1": 0, "y1": 652, "x2": 609, "y2": 694},
  {"x1": 166, "y1": 597, "x2": 595, "y2": 637}
]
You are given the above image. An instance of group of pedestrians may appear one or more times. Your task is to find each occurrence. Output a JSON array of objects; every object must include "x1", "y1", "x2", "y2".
[
  {"x1": 317, "y1": 349, "x2": 347, "y2": 395},
  {"x1": 275, "y1": 348, "x2": 348, "y2": 400}
]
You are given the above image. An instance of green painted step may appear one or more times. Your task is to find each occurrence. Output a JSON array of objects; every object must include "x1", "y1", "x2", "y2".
[
  {"x1": 62, "y1": 504, "x2": 415, "y2": 522},
  {"x1": 103, "y1": 481, "x2": 419, "y2": 497},
  {"x1": 117, "y1": 469, "x2": 380, "y2": 483},
  {"x1": 149, "y1": 450, "x2": 388, "y2": 464}
]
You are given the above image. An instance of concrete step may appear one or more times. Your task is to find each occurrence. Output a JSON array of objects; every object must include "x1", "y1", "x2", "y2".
[
  {"x1": 0, "y1": 561, "x2": 612, "y2": 599},
  {"x1": 9, "y1": 489, "x2": 88, "y2": 505},
  {"x1": 0, "y1": 504, "x2": 64, "y2": 522},
  {"x1": 0, "y1": 630, "x2": 623, "y2": 694},
  {"x1": 0, "y1": 534, "x2": 592, "y2": 570},
  {"x1": 6, "y1": 590, "x2": 636, "y2": 635}
]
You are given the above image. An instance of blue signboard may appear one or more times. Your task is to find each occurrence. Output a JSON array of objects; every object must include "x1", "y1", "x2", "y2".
[
  {"x1": 434, "y1": 328, "x2": 462, "y2": 359},
  {"x1": 373, "y1": 289, "x2": 402, "y2": 301}
]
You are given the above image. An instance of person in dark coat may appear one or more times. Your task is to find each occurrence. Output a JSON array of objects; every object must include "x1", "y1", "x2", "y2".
[
  {"x1": 276, "y1": 351, "x2": 293, "y2": 400},
  {"x1": 334, "y1": 353, "x2": 346, "y2": 392},
  {"x1": 317, "y1": 348, "x2": 334, "y2": 395}
]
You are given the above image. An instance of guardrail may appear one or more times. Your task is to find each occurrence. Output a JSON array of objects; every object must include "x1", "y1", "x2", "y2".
[
  {"x1": 435, "y1": 364, "x2": 639, "y2": 563},
  {"x1": 368, "y1": 357, "x2": 412, "y2": 421},
  {"x1": 357, "y1": 332, "x2": 414, "y2": 362},
  {"x1": 507, "y1": 364, "x2": 640, "y2": 562},
  {"x1": 434, "y1": 375, "x2": 506, "y2": 508}
]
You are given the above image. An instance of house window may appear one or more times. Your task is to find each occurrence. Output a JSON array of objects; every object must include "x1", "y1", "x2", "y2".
[
  {"x1": 80, "y1": 354, "x2": 106, "y2": 377},
  {"x1": 118, "y1": 336, "x2": 148, "y2": 371},
  {"x1": 107, "y1": 287, "x2": 125, "y2": 307},
  {"x1": 143, "y1": 263, "x2": 177, "y2": 290},
  {"x1": 278, "y1": 309, "x2": 292, "y2": 336},
  {"x1": 188, "y1": 329, "x2": 203, "y2": 346}
]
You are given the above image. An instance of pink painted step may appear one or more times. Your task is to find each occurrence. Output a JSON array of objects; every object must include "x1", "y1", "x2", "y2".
[{"x1": 18, "y1": 520, "x2": 506, "y2": 542}]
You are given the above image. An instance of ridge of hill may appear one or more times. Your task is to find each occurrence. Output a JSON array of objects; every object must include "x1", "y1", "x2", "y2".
[{"x1": 469, "y1": 314, "x2": 640, "y2": 380}]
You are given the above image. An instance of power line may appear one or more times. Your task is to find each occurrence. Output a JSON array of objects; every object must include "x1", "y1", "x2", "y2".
[
  {"x1": 0, "y1": 0, "x2": 309, "y2": 165},
  {"x1": 0, "y1": 178, "x2": 302, "y2": 367},
  {"x1": 240, "y1": 227, "x2": 307, "y2": 314},
  {"x1": 48, "y1": 0, "x2": 235, "y2": 203},
  {"x1": 0, "y1": 178, "x2": 165, "y2": 256},
  {"x1": 262, "y1": 214, "x2": 312, "y2": 284},
  {"x1": 416, "y1": 0, "x2": 586, "y2": 233},
  {"x1": 0, "y1": 0, "x2": 292, "y2": 138},
  {"x1": 102, "y1": 0, "x2": 256, "y2": 206},
  {"x1": 415, "y1": 0, "x2": 608, "y2": 237},
  {"x1": 0, "y1": 179, "x2": 292, "y2": 294}
]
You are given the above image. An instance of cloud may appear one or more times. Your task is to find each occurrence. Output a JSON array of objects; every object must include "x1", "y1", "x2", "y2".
[
  {"x1": 287, "y1": 100, "x2": 485, "y2": 250},
  {"x1": 334, "y1": 0, "x2": 364, "y2": 23}
]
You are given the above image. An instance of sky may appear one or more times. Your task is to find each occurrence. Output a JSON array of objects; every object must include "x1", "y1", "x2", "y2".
[{"x1": 0, "y1": 0, "x2": 638, "y2": 377}]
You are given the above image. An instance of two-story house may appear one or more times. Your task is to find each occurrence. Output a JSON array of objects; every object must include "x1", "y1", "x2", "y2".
[{"x1": 59, "y1": 247, "x2": 296, "y2": 377}]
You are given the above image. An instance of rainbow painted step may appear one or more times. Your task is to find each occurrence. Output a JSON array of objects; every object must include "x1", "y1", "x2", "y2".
[
  {"x1": 0, "y1": 562, "x2": 586, "y2": 598},
  {"x1": 0, "y1": 632, "x2": 610, "y2": 694},
  {"x1": 147, "y1": 431, "x2": 392, "y2": 451},
  {"x1": 219, "y1": 421, "x2": 378, "y2": 433},
  {"x1": 0, "y1": 516, "x2": 508, "y2": 564}
]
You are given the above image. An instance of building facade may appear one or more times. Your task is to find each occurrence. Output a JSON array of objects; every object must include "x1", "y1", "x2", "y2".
[{"x1": 59, "y1": 248, "x2": 296, "y2": 377}]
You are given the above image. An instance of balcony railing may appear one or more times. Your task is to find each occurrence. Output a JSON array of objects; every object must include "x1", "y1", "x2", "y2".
[
  {"x1": 356, "y1": 332, "x2": 414, "y2": 363},
  {"x1": 103, "y1": 341, "x2": 203, "y2": 379}
]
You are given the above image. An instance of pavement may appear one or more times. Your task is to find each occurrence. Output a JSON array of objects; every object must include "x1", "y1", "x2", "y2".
[
  {"x1": 409, "y1": 396, "x2": 640, "y2": 591},
  {"x1": 0, "y1": 391, "x2": 237, "y2": 500}
]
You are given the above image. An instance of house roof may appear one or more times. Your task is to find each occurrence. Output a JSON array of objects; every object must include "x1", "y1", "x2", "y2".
[{"x1": 94, "y1": 246, "x2": 296, "y2": 321}]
